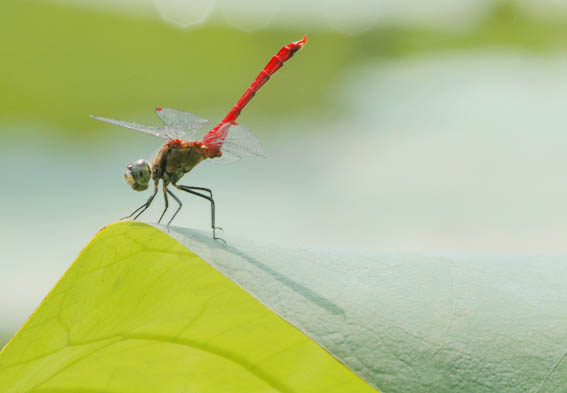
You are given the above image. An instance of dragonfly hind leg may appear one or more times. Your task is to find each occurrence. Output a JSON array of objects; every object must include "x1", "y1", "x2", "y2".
[
  {"x1": 174, "y1": 184, "x2": 224, "y2": 242},
  {"x1": 122, "y1": 181, "x2": 158, "y2": 221}
]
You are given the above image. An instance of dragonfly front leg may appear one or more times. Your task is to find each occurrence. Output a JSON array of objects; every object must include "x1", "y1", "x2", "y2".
[
  {"x1": 174, "y1": 184, "x2": 224, "y2": 242},
  {"x1": 122, "y1": 180, "x2": 158, "y2": 221}
]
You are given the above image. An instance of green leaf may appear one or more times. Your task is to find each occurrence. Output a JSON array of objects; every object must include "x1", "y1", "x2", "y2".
[{"x1": 0, "y1": 222, "x2": 375, "y2": 393}]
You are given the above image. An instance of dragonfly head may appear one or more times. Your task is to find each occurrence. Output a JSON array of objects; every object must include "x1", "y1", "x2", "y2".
[{"x1": 124, "y1": 159, "x2": 151, "y2": 191}]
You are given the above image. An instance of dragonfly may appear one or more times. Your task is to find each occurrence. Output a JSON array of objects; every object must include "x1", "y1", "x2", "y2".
[{"x1": 91, "y1": 36, "x2": 307, "y2": 240}]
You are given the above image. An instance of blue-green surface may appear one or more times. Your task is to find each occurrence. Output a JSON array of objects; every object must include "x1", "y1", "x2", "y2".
[{"x1": 167, "y1": 225, "x2": 567, "y2": 393}]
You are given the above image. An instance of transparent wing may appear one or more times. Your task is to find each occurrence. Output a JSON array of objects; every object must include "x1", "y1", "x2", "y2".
[
  {"x1": 156, "y1": 108, "x2": 209, "y2": 135},
  {"x1": 163, "y1": 126, "x2": 199, "y2": 141},
  {"x1": 207, "y1": 123, "x2": 265, "y2": 164},
  {"x1": 156, "y1": 107, "x2": 209, "y2": 129},
  {"x1": 156, "y1": 107, "x2": 209, "y2": 140},
  {"x1": 90, "y1": 115, "x2": 169, "y2": 140}
]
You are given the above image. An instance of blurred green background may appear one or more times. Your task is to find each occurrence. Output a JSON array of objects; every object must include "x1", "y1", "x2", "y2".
[{"x1": 2, "y1": 0, "x2": 567, "y2": 343}]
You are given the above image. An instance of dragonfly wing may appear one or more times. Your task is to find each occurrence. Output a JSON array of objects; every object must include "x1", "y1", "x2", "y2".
[
  {"x1": 156, "y1": 108, "x2": 209, "y2": 141},
  {"x1": 207, "y1": 123, "x2": 265, "y2": 164},
  {"x1": 207, "y1": 149, "x2": 242, "y2": 165},
  {"x1": 90, "y1": 115, "x2": 168, "y2": 140},
  {"x1": 164, "y1": 125, "x2": 199, "y2": 141},
  {"x1": 156, "y1": 107, "x2": 209, "y2": 140}
]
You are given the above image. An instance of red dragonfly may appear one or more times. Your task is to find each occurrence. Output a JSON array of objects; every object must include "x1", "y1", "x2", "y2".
[{"x1": 91, "y1": 36, "x2": 307, "y2": 240}]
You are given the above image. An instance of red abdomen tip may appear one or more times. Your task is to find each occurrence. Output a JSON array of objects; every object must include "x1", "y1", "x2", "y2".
[{"x1": 295, "y1": 35, "x2": 307, "y2": 47}]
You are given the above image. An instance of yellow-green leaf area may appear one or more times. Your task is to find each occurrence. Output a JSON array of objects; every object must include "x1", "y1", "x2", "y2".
[{"x1": 0, "y1": 221, "x2": 375, "y2": 392}]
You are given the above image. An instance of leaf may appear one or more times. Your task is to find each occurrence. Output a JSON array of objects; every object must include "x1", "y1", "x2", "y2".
[
  {"x1": 0, "y1": 222, "x2": 374, "y2": 393},
  {"x1": 160, "y1": 226, "x2": 567, "y2": 393},
  {"x1": 3, "y1": 221, "x2": 567, "y2": 393}
]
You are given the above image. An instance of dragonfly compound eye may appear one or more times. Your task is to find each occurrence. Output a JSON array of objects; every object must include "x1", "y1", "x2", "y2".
[{"x1": 124, "y1": 159, "x2": 151, "y2": 191}]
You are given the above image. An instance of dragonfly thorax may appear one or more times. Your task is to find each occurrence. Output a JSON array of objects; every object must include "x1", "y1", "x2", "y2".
[
  {"x1": 125, "y1": 159, "x2": 152, "y2": 191},
  {"x1": 152, "y1": 140, "x2": 216, "y2": 186}
]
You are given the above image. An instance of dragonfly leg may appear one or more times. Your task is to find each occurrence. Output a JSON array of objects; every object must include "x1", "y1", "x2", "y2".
[
  {"x1": 174, "y1": 184, "x2": 225, "y2": 243},
  {"x1": 122, "y1": 181, "x2": 158, "y2": 221},
  {"x1": 157, "y1": 183, "x2": 169, "y2": 224},
  {"x1": 166, "y1": 188, "x2": 182, "y2": 227},
  {"x1": 183, "y1": 186, "x2": 213, "y2": 200},
  {"x1": 181, "y1": 186, "x2": 222, "y2": 231}
]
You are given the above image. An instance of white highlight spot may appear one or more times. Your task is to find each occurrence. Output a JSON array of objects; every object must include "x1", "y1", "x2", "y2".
[
  {"x1": 218, "y1": 0, "x2": 280, "y2": 32},
  {"x1": 153, "y1": 0, "x2": 215, "y2": 28}
]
